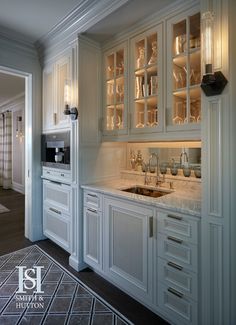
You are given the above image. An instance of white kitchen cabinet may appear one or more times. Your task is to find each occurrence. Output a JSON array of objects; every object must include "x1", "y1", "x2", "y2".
[
  {"x1": 156, "y1": 209, "x2": 200, "y2": 325},
  {"x1": 166, "y1": 9, "x2": 201, "y2": 134},
  {"x1": 104, "y1": 196, "x2": 154, "y2": 304},
  {"x1": 42, "y1": 64, "x2": 55, "y2": 131},
  {"x1": 43, "y1": 179, "x2": 72, "y2": 252},
  {"x1": 42, "y1": 49, "x2": 72, "y2": 132},
  {"x1": 130, "y1": 24, "x2": 163, "y2": 135},
  {"x1": 103, "y1": 42, "x2": 128, "y2": 136},
  {"x1": 83, "y1": 190, "x2": 103, "y2": 271}
]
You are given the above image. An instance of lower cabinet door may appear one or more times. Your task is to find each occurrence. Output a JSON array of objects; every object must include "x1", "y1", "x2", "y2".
[
  {"x1": 104, "y1": 197, "x2": 154, "y2": 303},
  {"x1": 83, "y1": 207, "x2": 102, "y2": 270},
  {"x1": 43, "y1": 207, "x2": 71, "y2": 253}
]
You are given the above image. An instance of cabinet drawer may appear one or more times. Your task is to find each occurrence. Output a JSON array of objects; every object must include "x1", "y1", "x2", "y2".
[
  {"x1": 43, "y1": 180, "x2": 71, "y2": 214},
  {"x1": 158, "y1": 282, "x2": 198, "y2": 325},
  {"x1": 158, "y1": 211, "x2": 199, "y2": 245},
  {"x1": 42, "y1": 167, "x2": 71, "y2": 183},
  {"x1": 158, "y1": 257, "x2": 198, "y2": 301},
  {"x1": 158, "y1": 233, "x2": 198, "y2": 272},
  {"x1": 84, "y1": 190, "x2": 102, "y2": 211},
  {"x1": 43, "y1": 207, "x2": 71, "y2": 253}
]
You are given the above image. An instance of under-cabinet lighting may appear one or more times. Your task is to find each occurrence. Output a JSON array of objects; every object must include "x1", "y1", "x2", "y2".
[
  {"x1": 63, "y1": 79, "x2": 78, "y2": 120},
  {"x1": 200, "y1": 11, "x2": 227, "y2": 96}
]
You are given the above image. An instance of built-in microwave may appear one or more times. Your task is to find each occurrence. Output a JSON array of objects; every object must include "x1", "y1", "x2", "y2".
[{"x1": 41, "y1": 131, "x2": 70, "y2": 169}]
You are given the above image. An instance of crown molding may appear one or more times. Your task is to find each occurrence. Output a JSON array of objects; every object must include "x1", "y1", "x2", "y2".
[
  {"x1": 36, "y1": 0, "x2": 129, "y2": 60},
  {"x1": 0, "y1": 92, "x2": 25, "y2": 111},
  {"x1": 0, "y1": 25, "x2": 38, "y2": 59}
]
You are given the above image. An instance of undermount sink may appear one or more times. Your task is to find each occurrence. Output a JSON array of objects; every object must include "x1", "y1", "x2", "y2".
[{"x1": 121, "y1": 186, "x2": 172, "y2": 198}]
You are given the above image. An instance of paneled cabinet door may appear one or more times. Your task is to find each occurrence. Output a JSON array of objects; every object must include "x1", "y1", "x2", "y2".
[
  {"x1": 104, "y1": 197, "x2": 154, "y2": 303},
  {"x1": 43, "y1": 64, "x2": 55, "y2": 131},
  {"x1": 166, "y1": 10, "x2": 201, "y2": 132},
  {"x1": 55, "y1": 54, "x2": 71, "y2": 128},
  {"x1": 83, "y1": 207, "x2": 102, "y2": 271}
]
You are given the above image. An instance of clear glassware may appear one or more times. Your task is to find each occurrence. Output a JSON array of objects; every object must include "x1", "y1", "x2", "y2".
[
  {"x1": 183, "y1": 166, "x2": 191, "y2": 177},
  {"x1": 136, "y1": 111, "x2": 144, "y2": 128}
]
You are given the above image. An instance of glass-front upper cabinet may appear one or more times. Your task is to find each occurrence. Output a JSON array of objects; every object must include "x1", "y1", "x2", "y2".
[
  {"x1": 166, "y1": 11, "x2": 201, "y2": 130},
  {"x1": 103, "y1": 42, "x2": 127, "y2": 135},
  {"x1": 130, "y1": 25, "x2": 163, "y2": 134}
]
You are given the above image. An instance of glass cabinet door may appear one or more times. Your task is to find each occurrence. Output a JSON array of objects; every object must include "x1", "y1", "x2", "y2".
[
  {"x1": 104, "y1": 44, "x2": 127, "y2": 134},
  {"x1": 167, "y1": 12, "x2": 201, "y2": 128},
  {"x1": 131, "y1": 25, "x2": 162, "y2": 133}
]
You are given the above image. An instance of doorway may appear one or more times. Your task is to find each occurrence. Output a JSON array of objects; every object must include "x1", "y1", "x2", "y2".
[{"x1": 0, "y1": 66, "x2": 33, "y2": 243}]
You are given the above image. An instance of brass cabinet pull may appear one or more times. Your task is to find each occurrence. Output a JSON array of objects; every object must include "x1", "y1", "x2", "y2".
[
  {"x1": 149, "y1": 217, "x2": 153, "y2": 238},
  {"x1": 87, "y1": 208, "x2": 97, "y2": 213},
  {"x1": 49, "y1": 207, "x2": 61, "y2": 215},
  {"x1": 168, "y1": 287, "x2": 183, "y2": 298},
  {"x1": 167, "y1": 261, "x2": 183, "y2": 271},
  {"x1": 167, "y1": 214, "x2": 182, "y2": 221},
  {"x1": 167, "y1": 235, "x2": 183, "y2": 244}
]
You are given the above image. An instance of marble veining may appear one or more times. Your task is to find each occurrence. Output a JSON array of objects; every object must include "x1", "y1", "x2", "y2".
[{"x1": 81, "y1": 178, "x2": 201, "y2": 217}]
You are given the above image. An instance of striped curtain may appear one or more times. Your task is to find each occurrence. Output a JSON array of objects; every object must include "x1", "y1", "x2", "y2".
[{"x1": 0, "y1": 112, "x2": 12, "y2": 189}]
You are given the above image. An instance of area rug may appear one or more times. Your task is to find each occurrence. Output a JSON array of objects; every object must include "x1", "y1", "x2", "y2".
[
  {"x1": 0, "y1": 203, "x2": 9, "y2": 213},
  {"x1": 0, "y1": 245, "x2": 132, "y2": 324}
]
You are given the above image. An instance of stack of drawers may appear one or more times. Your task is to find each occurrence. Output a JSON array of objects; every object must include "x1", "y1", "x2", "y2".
[
  {"x1": 157, "y1": 211, "x2": 199, "y2": 325},
  {"x1": 43, "y1": 179, "x2": 72, "y2": 252}
]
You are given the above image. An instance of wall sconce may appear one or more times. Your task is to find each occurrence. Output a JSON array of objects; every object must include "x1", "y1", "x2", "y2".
[
  {"x1": 201, "y1": 11, "x2": 227, "y2": 96},
  {"x1": 16, "y1": 116, "x2": 24, "y2": 140},
  {"x1": 63, "y1": 79, "x2": 78, "y2": 120}
]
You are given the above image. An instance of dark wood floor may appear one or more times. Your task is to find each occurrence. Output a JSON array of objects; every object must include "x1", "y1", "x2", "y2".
[{"x1": 0, "y1": 188, "x2": 169, "y2": 325}]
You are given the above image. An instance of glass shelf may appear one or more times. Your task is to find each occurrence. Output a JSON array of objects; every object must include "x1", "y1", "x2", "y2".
[
  {"x1": 104, "y1": 46, "x2": 126, "y2": 132},
  {"x1": 171, "y1": 12, "x2": 201, "y2": 126}
]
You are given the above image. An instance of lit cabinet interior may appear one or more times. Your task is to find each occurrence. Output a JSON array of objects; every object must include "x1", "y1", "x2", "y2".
[
  {"x1": 169, "y1": 13, "x2": 201, "y2": 127},
  {"x1": 131, "y1": 27, "x2": 162, "y2": 133},
  {"x1": 104, "y1": 44, "x2": 126, "y2": 133}
]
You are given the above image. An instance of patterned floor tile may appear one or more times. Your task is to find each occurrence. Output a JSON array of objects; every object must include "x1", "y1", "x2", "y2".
[
  {"x1": 67, "y1": 314, "x2": 90, "y2": 325},
  {"x1": 91, "y1": 313, "x2": 114, "y2": 325},
  {"x1": 43, "y1": 314, "x2": 67, "y2": 325},
  {"x1": 71, "y1": 297, "x2": 93, "y2": 313},
  {"x1": 19, "y1": 314, "x2": 44, "y2": 325},
  {"x1": 94, "y1": 299, "x2": 111, "y2": 312},
  {"x1": 0, "y1": 315, "x2": 21, "y2": 324},
  {"x1": 0, "y1": 284, "x2": 18, "y2": 297},
  {"x1": 43, "y1": 270, "x2": 63, "y2": 282},
  {"x1": 48, "y1": 296, "x2": 72, "y2": 313},
  {"x1": 56, "y1": 282, "x2": 77, "y2": 296},
  {"x1": 0, "y1": 246, "x2": 132, "y2": 325}
]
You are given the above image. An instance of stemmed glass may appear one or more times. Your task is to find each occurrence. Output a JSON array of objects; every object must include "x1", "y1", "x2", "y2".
[
  {"x1": 136, "y1": 111, "x2": 144, "y2": 128},
  {"x1": 116, "y1": 84, "x2": 124, "y2": 103},
  {"x1": 160, "y1": 162, "x2": 168, "y2": 182}
]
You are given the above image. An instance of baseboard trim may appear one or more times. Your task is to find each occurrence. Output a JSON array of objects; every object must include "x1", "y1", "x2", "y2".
[
  {"x1": 69, "y1": 255, "x2": 87, "y2": 271},
  {"x1": 12, "y1": 182, "x2": 25, "y2": 194}
]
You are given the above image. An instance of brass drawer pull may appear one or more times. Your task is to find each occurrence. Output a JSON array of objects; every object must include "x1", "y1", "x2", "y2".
[
  {"x1": 88, "y1": 208, "x2": 97, "y2": 213},
  {"x1": 167, "y1": 236, "x2": 183, "y2": 244},
  {"x1": 168, "y1": 287, "x2": 183, "y2": 298},
  {"x1": 49, "y1": 207, "x2": 61, "y2": 215},
  {"x1": 167, "y1": 261, "x2": 183, "y2": 271},
  {"x1": 167, "y1": 214, "x2": 182, "y2": 221}
]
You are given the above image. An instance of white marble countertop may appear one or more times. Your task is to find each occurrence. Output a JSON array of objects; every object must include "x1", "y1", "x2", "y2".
[{"x1": 81, "y1": 178, "x2": 201, "y2": 217}]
